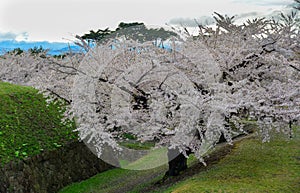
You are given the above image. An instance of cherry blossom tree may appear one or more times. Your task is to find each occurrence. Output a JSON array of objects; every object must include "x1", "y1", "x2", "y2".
[
  {"x1": 0, "y1": 49, "x2": 83, "y2": 104},
  {"x1": 0, "y1": 10, "x2": 299, "y2": 176},
  {"x1": 69, "y1": 12, "x2": 299, "y2": 175}
]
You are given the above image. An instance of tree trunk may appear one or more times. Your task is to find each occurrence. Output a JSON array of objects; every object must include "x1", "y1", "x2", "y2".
[
  {"x1": 165, "y1": 133, "x2": 227, "y2": 176},
  {"x1": 166, "y1": 148, "x2": 188, "y2": 176}
]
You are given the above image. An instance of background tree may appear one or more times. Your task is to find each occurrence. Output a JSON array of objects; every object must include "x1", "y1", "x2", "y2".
[
  {"x1": 80, "y1": 22, "x2": 178, "y2": 47},
  {"x1": 7, "y1": 48, "x2": 23, "y2": 55},
  {"x1": 81, "y1": 28, "x2": 112, "y2": 43}
]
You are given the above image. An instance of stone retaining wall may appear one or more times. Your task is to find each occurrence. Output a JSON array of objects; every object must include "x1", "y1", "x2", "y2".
[{"x1": 0, "y1": 141, "x2": 114, "y2": 193}]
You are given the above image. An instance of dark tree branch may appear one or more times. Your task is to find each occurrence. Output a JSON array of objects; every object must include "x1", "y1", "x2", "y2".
[
  {"x1": 46, "y1": 88, "x2": 71, "y2": 105},
  {"x1": 49, "y1": 68, "x2": 77, "y2": 76},
  {"x1": 46, "y1": 58, "x2": 87, "y2": 76},
  {"x1": 289, "y1": 64, "x2": 300, "y2": 72}
]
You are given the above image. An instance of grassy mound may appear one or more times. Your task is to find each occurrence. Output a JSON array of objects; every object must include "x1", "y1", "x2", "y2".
[{"x1": 0, "y1": 81, "x2": 77, "y2": 165}]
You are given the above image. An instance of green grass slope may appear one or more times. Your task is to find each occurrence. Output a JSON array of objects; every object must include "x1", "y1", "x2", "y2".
[
  {"x1": 0, "y1": 81, "x2": 77, "y2": 165},
  {"x1": 60, "y1": 128, "x2": 299, "y2": 193},
  {"x1": 161, "y1": 130, "x2": 300, "y2": 193}
]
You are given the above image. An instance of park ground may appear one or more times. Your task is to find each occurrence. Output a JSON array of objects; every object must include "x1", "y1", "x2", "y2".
[
  {"x1": 1, "y1": 81, "x2": 299, "y2": 193},
  {"x1": 60, "y1": 127, "x2": 300, "y2": 193}
]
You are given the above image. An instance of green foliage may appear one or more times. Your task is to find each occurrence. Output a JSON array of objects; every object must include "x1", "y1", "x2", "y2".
[
  {"x1": 28, "y1": 46, "x2": 48, "y2": 58},
  {"x1": 117, "y1": 132, "x2": 155, "y2": 151},
  {"x1": 119, "y1": 141, "x2": 155, "y2": 150},
  {"x1": 0, "y1": 82, "x2": 77, "y2": 166},
  {"x1": 116, "y1": 22, "x2": 144, "y2": 30},
  {"x1": 8, "y1": 48, "x2": 24, "y2": 55},
  {"x1": 121, "y1": 132, "x2": 137, "y2": 140},
  {"x1": 81, "y1": 28, "x2": 112, "y2": 43},
  {"x1": 28, "y1": 46, "x2": 44, "y2": 54},
  {"x1": 53, "y1": 54, "x2": 67, "y2": 59}
]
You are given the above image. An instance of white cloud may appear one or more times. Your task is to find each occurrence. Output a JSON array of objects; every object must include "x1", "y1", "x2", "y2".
[
  {"x1": 0, "y1": 0, "x2": 295, "y2": 42},
  {"x1": 231, "y1": 0, "x2": 293, "y2": 6},
  {"x1": 0, "y1": 31, "x2": 28, "y2": 41},
  {"x1": 234, "y1": 12, "x2": 260, "y2": 20},
  {"x1": 168, "y1": 16, "x2": 215, "y2": 27}
]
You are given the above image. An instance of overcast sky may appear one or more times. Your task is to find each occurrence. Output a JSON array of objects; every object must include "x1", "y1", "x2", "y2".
[{"x1": 0, "y1": 0, "x2": 294, "y2": 42}]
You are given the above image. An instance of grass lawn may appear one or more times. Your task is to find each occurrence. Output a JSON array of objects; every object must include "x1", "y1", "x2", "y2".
[
  {"x1": 0, "y1": 81, "x2": 77, "y2": 165},
  {"x1": 59, "y1": 127, "x2": 299, "y2": 193},
  {"x1": 161, "y1": 129, "x2": 300, "y2": 193},
  {"x1": 59, "y1": 166, "x2": 167, "y2": 193}
]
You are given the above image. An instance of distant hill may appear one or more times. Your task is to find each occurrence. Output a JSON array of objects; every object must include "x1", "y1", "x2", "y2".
[{"x1": 0, "y1": 40, "x2": 82, "y2": 55}]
